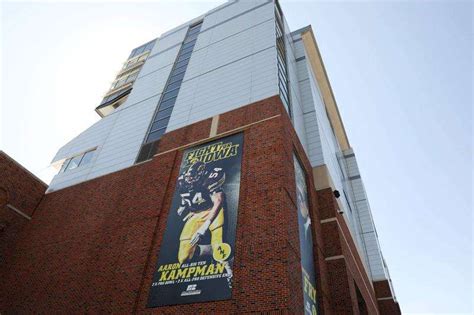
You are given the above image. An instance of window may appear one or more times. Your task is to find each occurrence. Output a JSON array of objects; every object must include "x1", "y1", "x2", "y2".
[
  {"x1": 180, "y1": 45, "x2": 195, "y2": 56},
  {"x1": 129, "y1": 40, "x2": 156, "y2": 59},
  {"x1": 165, "y1": 81, "x2": 182, "y2": 93},
  {"x1": 171, "y1": 64, "x2": 188, "y2": 76},
  {"x1": 100, "y1": 87, "x2": 131, "y2": 106},
  {"x1": 177, "y1": 51, "x2": 193, "y2": 63},
  {"x1": 59, "y1": 159, "x2": 70, "y2": 173},
  {"x1": 181, "y1": 39, "x2": 197, "y2": 51},
  {"x1": 155, "y1": 107, "x2": 173, "y2": 121},
  {"x1": 137, "y1": 21, "x2": 203, "y2": 159},
  {"x1": 147, "y1": 127, "x2": 166, "y2": 143},
  {"x1": 126, "y1": 72, "x2": 138, "y2": 83},
  {"x1": 150, "y1": 117, "x2": 170, "y2": 132},
  {"x1": 144, "y1": 41, "x2": 155, "y2": 52},
  {"x1": 168, "y1": 72, "x2": 186, "y2": 85},
  {"x1": 184, "y1": 32, "x2": 199, "y2": 44},
  {"x1": 65, "y1": 155, "x2": 82, "y2": 171},
  {"x1": 111, "y1": 70, "x2": 140, "y2": 90},
  {"x1": 59, "y1": 149, "x2": 96, "y2": 174},
  {"x1": 275, "y1": 3, "x2": 291, "y2": 117},
  {"x1": 80, "y1": 150, "x2": 95, "y2": 166},
  {"x1": 174, "y1": 58, "x2": 190, "y2": 70},
  {"x1": 161, "y1": 88, "x2": 180, "y2": 102},
  {"x1": 158, "y1": 97, "x2": 176, "y2": 110}
]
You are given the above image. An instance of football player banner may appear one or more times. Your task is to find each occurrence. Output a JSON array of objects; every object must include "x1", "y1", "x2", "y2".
[
  {"x1": 147, "y1": 133, "x2": 243, "y2": 307},
  {"x1": 294, "y1": 155, "x2": 318, "y2": 315}
]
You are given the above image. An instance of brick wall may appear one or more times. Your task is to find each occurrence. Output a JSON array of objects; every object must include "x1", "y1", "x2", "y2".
[
  {"x1": 0, "y1": 97, "x2": 390, "y2": 314},
  {"x1": 0, "y1": 151, "x2": 47, "y2": 265},
  {"x1": 373, "y1": 280, "x2": 402, "y2": 314}
]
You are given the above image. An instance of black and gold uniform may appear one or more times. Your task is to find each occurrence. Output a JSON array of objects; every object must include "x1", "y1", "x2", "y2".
[{"x1": 176, "y1": 161, "x2": 226, "y2": 264}]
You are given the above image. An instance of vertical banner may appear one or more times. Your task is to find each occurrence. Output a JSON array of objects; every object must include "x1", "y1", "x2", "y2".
[
  {"x1": 294, "y1": 155, "x2": 318, "y2": 314},
  {"x1": 147, "y1": 133, "x2": 243, "y2": 307}
]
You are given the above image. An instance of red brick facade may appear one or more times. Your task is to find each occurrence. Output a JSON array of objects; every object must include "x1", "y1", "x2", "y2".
[
  {"x1": 373, "y1": 280, "x2": 402, "y2": 314},
  {"x1": 0, "y1": 97, "x2": 400, "y2": 314},
  {"x1": 0, "y1": 152, "x2": 47, "y2": 265}
]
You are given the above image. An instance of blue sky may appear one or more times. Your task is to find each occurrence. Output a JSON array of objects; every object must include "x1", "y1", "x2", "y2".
[{"x1": 1, "y1": 1, "x2": 472, "y2": 314}]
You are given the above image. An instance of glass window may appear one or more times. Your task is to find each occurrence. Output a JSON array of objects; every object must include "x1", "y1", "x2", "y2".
[
  {"x1": 278, "y1": 63, "x2": 287, "y2": 78},
  {"x1": 181, "y1": 39, "x2": 197, "y2": 51},
  {"x1": 277, "y1": 51, "x2": 286, "y2": 66},
  {"x1": 187, "y1": 29, "x2": 200, "y2": 37},
  {"x1": 180, "y1": 45, "x2": 195, "y2": 56},
  {"x1": 80, "y1": 150, "x2": 95, "y2": 166},
  {"x1": 171, "y1": 65, "x2": 187, "y2": 76},
  {"x1": 126, "y1": 72, "x2": 138, "y2": 83},
  {"x1": 279, "y1": 80, "x2": 289, "y2": 99},
  {"x1": 165, "y1": 81, "x2": 182, "y2": 93},
  {"x1": 184, "y1": 32, "x2": 199, "y2": 44},
  {"x1": 135, "y1": 45, "x2": 146, "y2": 56},
  {"x1": 161, "y1": 88, "x2": 180, "y2": 102},
  {"x1": 155, "y1": 106, "x2": 173, "y2": 121},
  {"x1": 276, "y1": 24, "x2": 283, "y2": 38},
  {"x1": 189, "y1": 23, "x2": 202, "y2": 31},
  {"x1": 159, "y1": 97, "x2": 176, "y2": 110},
  {"x1": 150, "y1": 117, "x2": 170, "y2": 132},
  {"x1": 145, "y1": 41, "x2": 155, "y2": 52},
  {"x1": 59, "y1": 158, "x2": 71, "y2": 173},
  {"x1": 146, "y1": 127, "x2": 166, "y2": 143},
  {"x1": 174, "y1": 58, "x2": 190, "y2": 70},
  {"x1": 277, "y1": 41, "x2": 286, "y2": 57},
  {"x1": 188, "y1": 25, "x2": 201, "y2": 34},
  {"x1": 177, "y1": 51, "x2": 192, "y2": 63},
  {"x1": 168, "y1": 72, "x2": 185, "y2": 85},
  {"x1": 113, "y1": 77, "x2": 127, "y2": 89},
  {"x1": 66, "y1": 155, "x2": 82, "y2": 171}
]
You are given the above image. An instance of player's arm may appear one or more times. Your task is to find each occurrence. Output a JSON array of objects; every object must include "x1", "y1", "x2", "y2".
[
  {"x1": 177, "y1": 178, "x2": 191, "y2": 216},
  {"x1": 207, "y1": 191, "x2": 224, "y2": 222},
  {"x1": 190, "y1": 191, "x2": 223, "y2": 245},
  {"x1": 177, "y1": 193, "x2": 191, "y2": 216},
  {"x1": 190, "y1": 169, "x2": 225, "y2": 245}
]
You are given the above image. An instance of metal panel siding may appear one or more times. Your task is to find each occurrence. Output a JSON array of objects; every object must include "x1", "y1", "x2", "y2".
[
  {"x1": 48, "y1": 96, "x2": 158, "y2": 192},
  {"x1": 48, "y1": 1, "x2": 277, "y2": 192},
  {"x1": 152, "y1": 28, "x2": 187, "y2": 55},
  {"x1": 185, "y1": 18, "x2": 275, "y2": 79},
  {"x1": 298, "y1": 45, "x2": 377, "y2": 277},
  {"x1": 305, "y1": 61, "x2": 344, "y2": 192},
  {"x1": 51, "y1": 113, "x2": 118, "y2": 163},
  {"x1": 293, "y1": 40, "x2": 306, "y2": 59},
  {"x1": 123, "y1": 48, "x2": 180, "y2": 108},
  {"x1": 167, "y1": 3, "x2": 278, "y2": 132},
  {"x1": 284, "y1": 16, "x2": 308, "y2": 153},
  {"x1": 202, "y1": 0, "x2": 270, "y2": 28},
  {"x1": 343, "y1": 152, "x2": 390, "y2": 281}
]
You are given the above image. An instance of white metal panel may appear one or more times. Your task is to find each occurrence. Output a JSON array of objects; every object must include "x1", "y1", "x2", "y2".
[
  {"x1": 205, "y1": 0, "x2": 266, "y2": 28},
  {"x1": 167, "y1": 10, "x2": 277, "y2": 132},
  {"x1": 48, "y1": 95, "x2": 158, "y2": 192},
  {"x1": 124, "y1": 65, "x2": 170, "y2": 107},
  {"x1": 293, "y1": 40, "x2": 306, "y2": 59},
  {"x1": 51, "y1": 113, "x2": 118, "y2": 163}
]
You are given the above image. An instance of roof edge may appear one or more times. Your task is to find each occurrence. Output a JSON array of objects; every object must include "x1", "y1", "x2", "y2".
[
  {"x1": 0, "y1": 150, "x2": 48, "y2": 188},
  {"x1": 301, "y1": 26, "x2": 351, "y2": 151}
]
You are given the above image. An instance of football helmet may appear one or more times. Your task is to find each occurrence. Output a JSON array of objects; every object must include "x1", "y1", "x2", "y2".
[{"x1": 184, "y1": 161, "x2": 206, "y2": 185}]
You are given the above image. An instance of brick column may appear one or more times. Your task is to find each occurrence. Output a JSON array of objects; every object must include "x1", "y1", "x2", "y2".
[
  {"x1": 373, "y1": 280, "x2": 402, "y2": 314},
  {"x1": 316, "y1": 188, "x2": 380, "y2": 315}
]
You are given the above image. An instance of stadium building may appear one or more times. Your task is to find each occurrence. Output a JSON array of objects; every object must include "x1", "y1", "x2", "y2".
[{"x1": 1, "y1": 1, "x2": 401, "y2": 313}]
